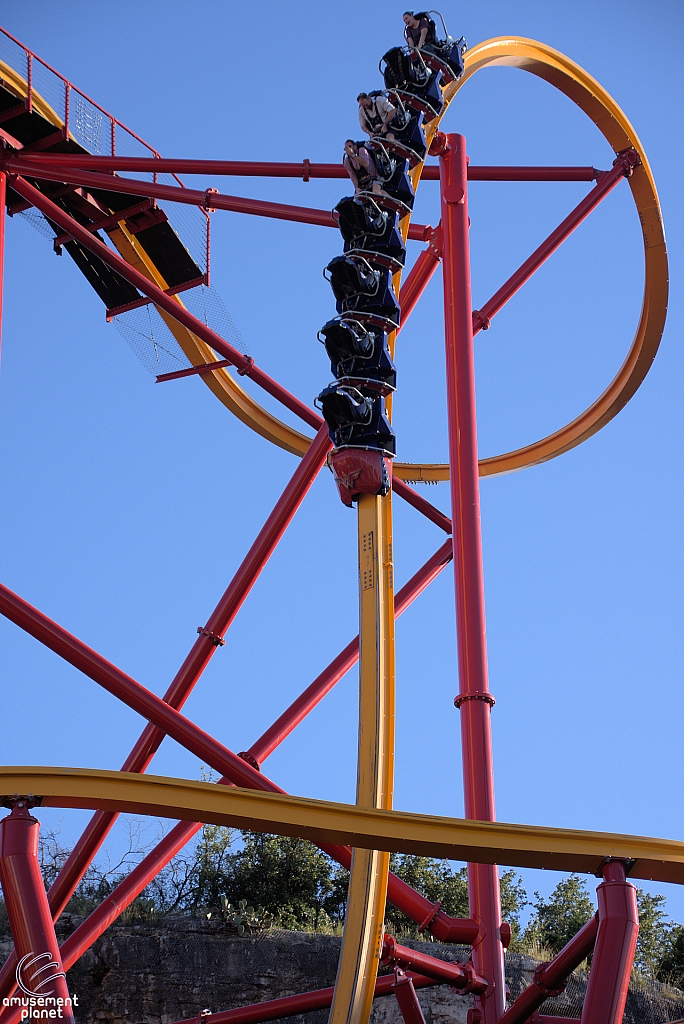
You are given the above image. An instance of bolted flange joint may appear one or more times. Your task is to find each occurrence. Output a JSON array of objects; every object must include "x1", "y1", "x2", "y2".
[
  {"x1": 532, "y1": 961, "x2": 567, "y2": 999},
  {"x1": 1, "y1": 793, "x2": 42, "y2": 811},
  {"x1": 613, "y1": 146, "x2": 640, "y2": 178},
  {"x1": 428, "y1": 131, "x2": 450, "y2": 157},
  {"x1": 417, "y1": 899, "x2": 441, "y2": 933},
  {"x1": 197, "y1": 626, "x2": 225, "y2": 647},
  {"x1": 472, "y1": 309, "x2": 491, "y2": 331},
  {"x1": 236, "y1": 355, "x2": 255, "y2": 376},
  {"x1": 237, "y1": 751, "x2": 261, "y2": 772},
  {"x1": 454, "y1": 692, "x2": 495, "y2": 709}
]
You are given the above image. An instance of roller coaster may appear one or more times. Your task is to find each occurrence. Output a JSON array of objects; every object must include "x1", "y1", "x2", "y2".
[{"x1": 0, "y1": 15, "x2": 673, "y2": 1024}]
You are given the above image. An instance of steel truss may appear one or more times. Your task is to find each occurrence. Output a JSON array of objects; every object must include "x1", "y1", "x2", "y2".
[{"x1": 0, "y1": 26, "x2": 671, "y2": 1024}]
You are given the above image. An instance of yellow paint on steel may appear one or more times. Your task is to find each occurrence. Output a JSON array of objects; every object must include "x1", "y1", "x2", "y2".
[
  {"x1": 330, "y1": 494, "x2": 396, "y2": 1024},
  {"x1": 3, "y1": 43, "x2": 665, "y2": 477},
  {"x1": 4, "y1": 766, "x2": 684, "y2": 885}
]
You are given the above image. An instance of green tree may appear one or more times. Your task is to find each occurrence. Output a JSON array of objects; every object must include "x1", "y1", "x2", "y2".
[
  {"x1": 383, "y1": 856, "x2": 528, "y2": 939},
  {"x1": 657, "y1": 925, "x2": 684, "y2": 991},
  {"x1": 634, "y1": 890, "x2": 672, "y2": 977},
  {"x1": 523, "y1": 875, "x2": 595, "y2": 957},
  {"x1": 221, "y1": 833, "x2": 338, "y2": 930}
]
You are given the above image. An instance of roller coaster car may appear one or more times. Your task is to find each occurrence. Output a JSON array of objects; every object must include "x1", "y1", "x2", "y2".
[
  {"x1": 325, "y1": 257, "x2": 401, "y2": 327},
  {"x1": 329, "y1": 447, "x2": 393, "y2": 507},
  {"x1": 380, "y1": 52, "x2": 444, "y2": 121},
  {"x1": 373, "y1": 109, "x2": 426, "y2": 167},
  {"x1": 366, "y1": 146, "x2": 415, "y2": 210},
  {"x1": 318, "y1": 318, "x2": 397, "y2": 392},
  {"x1": 315, "y1": 383, "x2": 396, "y2": 458},
  {"x1": 420, "y1": 36, "x2": 467, "y2": 85},
  {"x1": 381, "y1": 46, "x2": 429, "y2": 91},
  {"x1": 395, "y1": 74, "x2": 444, "y2": 122},
  {"x1": 342, "y1": 204, "x2": 406, "y2": 269},
  {"x1": 335, "y1": 196, "x2": 388, "y2": 244}
]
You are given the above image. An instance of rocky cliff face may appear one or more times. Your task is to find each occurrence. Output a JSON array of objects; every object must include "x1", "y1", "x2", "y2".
[{"x1": 3, "y1": 918, "x2": 684, "y2": 1024}]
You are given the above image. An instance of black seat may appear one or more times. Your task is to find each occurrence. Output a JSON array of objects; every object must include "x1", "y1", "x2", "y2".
[
  {"x1": 328, "y1": 262, "x2": 400, "y2": 326},
  {"x1": 318, "y1": 318, "x2": 397, "y2": 391},
  {"x1": 316, "y1": 383, "x2": 396, "y2": 455},
  {"x1": 335, "y1": 197, "x2": 388, "y2": 244},
  {"x1": 324, "y1": 255, "x2": 380, "y2": 304}
]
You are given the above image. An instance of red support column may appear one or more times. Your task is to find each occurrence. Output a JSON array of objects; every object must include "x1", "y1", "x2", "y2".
[
  {"x1": 581, "y1": 860, "x2": 639, "y2": 1024},
  {"x1": 392, "y1": 969, "x2": 427, "y2": 1024},
  {"x1": 0, "y1": 804, "x2": 74, "y2": 1021},
  {"x1": 438, "y1": 132, "x2": 505, "y2": 1021}
]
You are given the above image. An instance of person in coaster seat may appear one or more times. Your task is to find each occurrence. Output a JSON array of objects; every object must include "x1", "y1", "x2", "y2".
[
  {"x1": 343, "y1": 140, "x2": 388, "y2": 197},
  {"x1": 357, "y1": 92, "x2": 396, "y2": 141},
  {"x1": 403, "y1": 10, "x2": 438, "y2": 55}
]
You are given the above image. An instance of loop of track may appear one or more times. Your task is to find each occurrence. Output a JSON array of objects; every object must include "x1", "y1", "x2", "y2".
[{"x1": 165, "y1": 36, "x2": 667, "y2": 481}]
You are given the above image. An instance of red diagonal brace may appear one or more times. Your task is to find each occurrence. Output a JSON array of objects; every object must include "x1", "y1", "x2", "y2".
[{"x1": 471, "y1": 150, "x2": 637, "y2": 338}]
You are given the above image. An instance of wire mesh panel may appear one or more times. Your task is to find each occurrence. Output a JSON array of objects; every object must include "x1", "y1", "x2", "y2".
[{"x1": 112, "y1": 284, "x2": 249, "y2": 378}]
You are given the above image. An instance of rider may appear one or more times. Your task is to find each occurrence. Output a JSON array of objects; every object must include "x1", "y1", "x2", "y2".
[
  {"x1": 343, "y1": 140, "x2": 386, "y2": 196},
  {"x1": 357, "y1": 92, "x2": 396, "y2": 141},
  {"x1": 403, "y1": 11, "x2": 437, "y2": 54}
]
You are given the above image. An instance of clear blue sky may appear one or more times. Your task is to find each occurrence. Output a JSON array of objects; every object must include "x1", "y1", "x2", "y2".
[{"x1": 1, "y1": 0, "x2": 682, "y2": 929}]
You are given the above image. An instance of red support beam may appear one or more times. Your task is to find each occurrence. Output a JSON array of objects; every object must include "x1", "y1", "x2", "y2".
[
  {"x1": 0, "y1": 539, "x2": 477, "y2": 998},
  {"x1": 496, "y1": 913, "x2": 599, "y2": 1024},
  {"x1": 4, "y1": 162, "x2": 430, "y2": 241},
  {"x1": 166, "y1": 971, "x2": 440, "y2": 1024},
  {"x1": 0, "y1": 424, "x2": 330, "y2": 925},
  {"x1": 397, "y1": 235, "x2": 442, "y2": 333},
  {"x1": 471, "y1": 151, "x2": 636, "y2": 335},
  {"x1": 581, "y1": 860, "x2": 639, "y2": 1024},
  {"x1": 382, "y1": 935, "x2": 486, "y2": 992},
  {"x1": 0, "y1": 805, "x2": 74, "y2": 1021},
  {"x1": 248, "y1": 538, "x2": 453, "y2": 764},
  {"x1": 0, "y1": 583, "x2": 288, "y2": 792},
  {"x1": 9, "y1": 152, "x2": 603, "y2": 182},
  {"x1": 439, "y1": 131, "x2": 505, "y2": 1021},
  {"x1": 8, "y1": 173, "x2": 323, "y2": 428},
  {"x1": 392, "y1": 970, "x2": 427, "y2": 1024}
]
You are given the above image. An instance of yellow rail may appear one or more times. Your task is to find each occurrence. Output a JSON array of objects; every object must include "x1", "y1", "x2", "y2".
[
  {"x1": 3, "y1": 767, "x2": 684, "y2": 885},
  {"x1": 330, "y1": 493, "x2": 396, "y2": 1024}
]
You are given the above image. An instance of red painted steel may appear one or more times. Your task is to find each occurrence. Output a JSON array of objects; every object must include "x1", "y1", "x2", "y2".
[
  {"x1": 12, "y1": 153, "x2": 602, "y2": 181},
  {"x1": 0, "y1": 805, "x2": 74, "y2": 1021},
  {"x1": 440, "y1": 133, "x2": 504, "y2": 1021},
  {"x1": 391, "y1": 478, "x2": 452, "y2": 534},
  {"x1": 496, "y1": 914, "x2": 599, "y2": 1024},
  {"x1": 165, "y1": 972, "x2": 439, "y2": 1024},
  {"x1": 471, "y1": 153, "x2": 634, "y2": 336},
  {"x1": 382, "y1": 935, "x2": 486, "y2": 992},
  {"x1": 581, "y1": 861, "x2": 639, "y2": 1024},
  {"x1": 8, "y1": 174, "x2": 322, "y2": 430},
  {"x1": 397, "y1": 243, "x2": 441, "y2": 332},
  {"x1": 248, "y1": 538, "x2": 453, "y2": 764},
  {"x1": 392, "y1": 969, "x2": 428, "y2": 1024},
  {"x1": 0, "y1": 541, "x2": 476, "y2": 996},
  {"x1": 4, "y1": 161, "x2": 430, "y2": 242},
  {"x1": 0, "y1": 583, "x2": 289, "y2": 790},
  {"x1": 155, "y1": 358, "x2": 232, "y2": 382}
]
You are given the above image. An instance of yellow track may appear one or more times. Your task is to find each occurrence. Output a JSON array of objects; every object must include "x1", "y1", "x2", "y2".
[
  {"x1": 66, "y1": 38, "x2": 666, "y2": 481},
  {"x1": 1, "y1": 39, "x2": 667, "y2": 475},
  {"x1": 0, "y1": 37, "x2": 670, "y2": 1024},
  {"x1": 2, "y1": 767, "x2": 684, "y2": 885}
]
